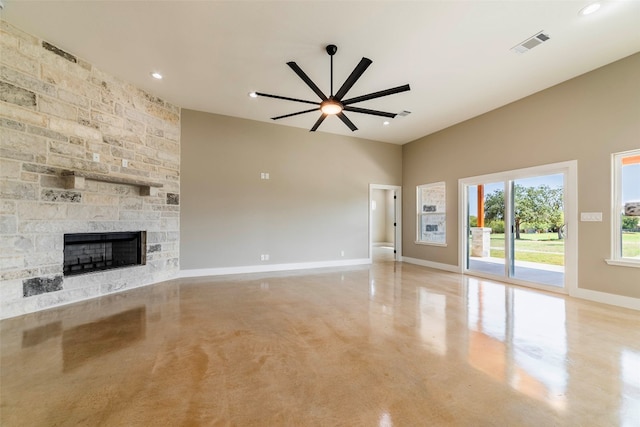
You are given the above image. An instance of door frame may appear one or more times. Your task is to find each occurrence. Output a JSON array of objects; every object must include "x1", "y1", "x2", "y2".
[
  {"x1": 458, "y1": 160, "x2": 578, "y2": 294},
  {"x1": 369, "y1": 184, "x2": 402, "y2": 262}
]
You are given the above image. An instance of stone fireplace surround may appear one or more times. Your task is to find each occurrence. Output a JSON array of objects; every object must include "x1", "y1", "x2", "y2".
[{"x1": 1, "y1": 22, "x2": 180, "y2": 318}]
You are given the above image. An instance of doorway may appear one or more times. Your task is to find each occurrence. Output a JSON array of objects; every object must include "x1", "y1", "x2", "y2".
[
  {"x1": 370, "y1": 185, "x2": 402, "y2": 262},
  {"x1": 459, "y1": 161, "x2": 577, "y2": 293}
]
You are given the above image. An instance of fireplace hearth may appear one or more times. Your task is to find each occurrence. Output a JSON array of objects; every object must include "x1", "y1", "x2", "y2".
[{"x1": 63, "y1": 232, "x2": 146, "y2": 276}]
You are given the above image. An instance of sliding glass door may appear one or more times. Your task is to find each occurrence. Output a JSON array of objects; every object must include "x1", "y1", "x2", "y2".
[
  {"x1": 466, "y1": 181, "x2": 506, "y2": 278},
  {"x1": 509, "y1": 174, "x2": 565, "y2": 286},
  {"x1": 461, "y1": 162, "x2": 576, "y2": 292}
]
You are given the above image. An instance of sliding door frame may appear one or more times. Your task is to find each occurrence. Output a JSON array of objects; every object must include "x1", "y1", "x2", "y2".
[{"x1": 458, "y1": 160, "x2": 578, "y2": 294}]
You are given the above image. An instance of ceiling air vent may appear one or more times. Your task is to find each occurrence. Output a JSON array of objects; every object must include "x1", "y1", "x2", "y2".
[{"x1": 511, "y1": 31, "x2": 550, "y2": 54}]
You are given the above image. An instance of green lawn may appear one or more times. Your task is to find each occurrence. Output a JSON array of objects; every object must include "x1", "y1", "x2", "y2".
[
  {"x1": 478, "y1": 233, "x2": 565, "y2": 266},
  {"x1": 622, "y1": 232, "x2": 640, "y2": 258},
  {"x1": 470, "y1": 231, "x2": 640, "y2": 265}
]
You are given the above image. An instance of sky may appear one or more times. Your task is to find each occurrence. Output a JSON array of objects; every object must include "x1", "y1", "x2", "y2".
[{"x1": 622, "y1": 164, "x2": 640, "y2": 203}]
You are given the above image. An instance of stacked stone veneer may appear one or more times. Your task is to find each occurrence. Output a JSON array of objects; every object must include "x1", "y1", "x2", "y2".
[{"x1": 0, "y1": 22, "x2": 180, "y2": 318}]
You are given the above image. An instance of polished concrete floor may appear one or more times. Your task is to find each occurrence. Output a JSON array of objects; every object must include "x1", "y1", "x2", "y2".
[{"x1": 2, "y1": 257, "x2": 640, "y2": 426}]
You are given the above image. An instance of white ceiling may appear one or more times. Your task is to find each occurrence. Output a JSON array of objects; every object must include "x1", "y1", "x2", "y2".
[{"x1": 2, "y1": 1, "x2": 639, "y2": 144}]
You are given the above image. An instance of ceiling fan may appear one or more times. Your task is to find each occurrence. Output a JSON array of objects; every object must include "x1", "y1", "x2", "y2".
[{"x1": 252, "y1": 44, "x2": 410, "y2": 132}]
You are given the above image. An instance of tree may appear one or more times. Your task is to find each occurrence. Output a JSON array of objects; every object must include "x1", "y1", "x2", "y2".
[
  {"x1": 622, "y1": 216, "x2": 639, "y2": 231},
  {"x1": 481, "y1": 185, "x2": 564, "y2": 239},
  {"x1": 484, "y1": 189, "x2": 505, "y2": 221},
  {"x1": 543, "y1": 187, "x2": 564, "y2": 238}
]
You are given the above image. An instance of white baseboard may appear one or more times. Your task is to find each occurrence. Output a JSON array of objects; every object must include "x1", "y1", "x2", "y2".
[
  {"x1": 570, "y1": 287, "x2": 640, "y2": 311},
  {"x1": 179, "y1": 258, "x2": 371, "y2": 278},
  {"x1": 373, "y1": 242, "x2": 394, "y2": 247},
  {"x1": 401, "y1": 256, "x2": 461, "y2": 273}
]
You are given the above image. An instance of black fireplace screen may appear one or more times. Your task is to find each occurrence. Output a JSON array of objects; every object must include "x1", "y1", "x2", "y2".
[{"x1": 63, "y1": 231, "x2": 146, "y2": 276}]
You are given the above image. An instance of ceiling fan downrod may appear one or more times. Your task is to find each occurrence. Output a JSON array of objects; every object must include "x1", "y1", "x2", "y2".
[{"x1": 326, "y1": 44, "x2": 337, "y2": 97}]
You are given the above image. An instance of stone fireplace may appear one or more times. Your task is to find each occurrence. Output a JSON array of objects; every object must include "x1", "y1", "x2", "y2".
[{"x1": 1, "y1": 23, "x2": 180, "y2": 318}]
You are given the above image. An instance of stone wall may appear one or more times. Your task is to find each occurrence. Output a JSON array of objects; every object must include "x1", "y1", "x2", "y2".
[{"x1": 0, "y1": 21, "x2": 180, "y2": 318}]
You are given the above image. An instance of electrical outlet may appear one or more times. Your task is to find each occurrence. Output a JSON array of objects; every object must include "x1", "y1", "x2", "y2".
[
  {"x1": 260, "y1": 254, "x2": 270, "y2": 261},
  {"x1": 341, "y1": 250, "x2": 345, "y2": 257},
  {"x1": 122, "y1": 159, "x2": 129, "y2": 168},
  {"x1": 260, "y1": 172, "x2": 270, "y2": 180},
  {"x1": 92, "y1": 153, "x2": 100, "y2": 162}
]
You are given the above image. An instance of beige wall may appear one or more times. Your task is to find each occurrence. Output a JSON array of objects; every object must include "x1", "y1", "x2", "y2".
[
  {"x1": 402, "y1": 53, "x2": 640, "y2": 299},
  {"x1": 180, "y1": 110, "x2": 402, "y2": 270}
]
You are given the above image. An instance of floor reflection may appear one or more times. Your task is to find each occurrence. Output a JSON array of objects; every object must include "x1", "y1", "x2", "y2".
[
  {"x1": 621, "y1": 350, "x2": 640, "y2": 426},
  {"x1": 418, "y1": 288, "x2": 447, "y2": 355},
  {"x1": 62, "y1": 307, "x2": 146, "y2": 372},
  {"x1": 466, "y1": 278, "x2": 567, "y2": 410},
  {"x1": 22, "y1": 321, "x2": 62, "y2": 348}
]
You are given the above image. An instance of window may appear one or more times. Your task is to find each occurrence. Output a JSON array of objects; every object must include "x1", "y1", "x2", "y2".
[
  {"x1": 416, "y1": 182, "x2": 446, "y2": 246},
  {"x1": 608, "y1": 149, "x2": 640, "y2": 267}
]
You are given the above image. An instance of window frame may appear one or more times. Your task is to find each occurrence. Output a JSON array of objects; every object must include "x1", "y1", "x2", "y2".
[
  {"x1": 416, "y1": 181, "x2": 447, "y2": 247},
  {"x1": 606, "y1": 149, "x2": 640, "y2": 268}
]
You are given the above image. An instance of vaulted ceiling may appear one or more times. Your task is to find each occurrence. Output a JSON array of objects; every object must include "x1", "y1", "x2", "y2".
[{"x1": 2, "y1": 1, "x2": 639, "y2": 144}]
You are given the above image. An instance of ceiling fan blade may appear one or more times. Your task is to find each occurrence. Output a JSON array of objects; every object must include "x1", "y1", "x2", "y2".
[
  {"x1": 334, "y1": 57, "x2": 372, "y2": 101},
  {"x1": 310, "y1": 114, "x2": 327, "y2": 132},
  {"x1": 343, "y1": 106, "x2": 397, "y2": 118},
  {"x1": 287, "y1": 62, "x2": 328, "y2": 101},
  {"x1": 256, "y1": 92, "x2": 320, "y2": 106},
  {"x1": 337, "y1": 112, "x2": 358, "y2": 132},
  {"x1": 271, "y1": 108, "x2": 320, "y2": 120},
  {"x1": 342, "y1": 84, "x2": 411, "y2": 106}
]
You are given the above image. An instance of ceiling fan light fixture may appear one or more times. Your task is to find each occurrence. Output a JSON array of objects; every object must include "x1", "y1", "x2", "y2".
[{"x1": 320, "y1": 100, "x2": 343, "y2": 115}]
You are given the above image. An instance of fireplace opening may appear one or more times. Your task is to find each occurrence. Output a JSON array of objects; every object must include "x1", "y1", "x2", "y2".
[{"x1": 63, "y1": 231, "x2": 146, "y2": 276}]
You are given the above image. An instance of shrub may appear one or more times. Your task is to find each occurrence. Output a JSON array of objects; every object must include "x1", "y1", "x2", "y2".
[{"x1": 487, "y1": 219, "x2": 505, "y2": 234}]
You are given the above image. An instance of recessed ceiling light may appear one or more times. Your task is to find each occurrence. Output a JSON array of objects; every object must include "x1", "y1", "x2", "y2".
[
  {"x1": 383, "y1": 121, "x2": 390, "y2": 126},
  {"x1": 248, "y1": 91, "x2": 258, "y2": 98},
  {"x1": 150, "y1": 72, "x2": 163, "y2": 80},
  {"x1": 580, "y1": 2, "x2": 601, "y2": 15}
]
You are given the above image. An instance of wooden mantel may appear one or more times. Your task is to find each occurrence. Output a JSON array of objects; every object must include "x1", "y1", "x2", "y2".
[{"x1": 62, "y1": 170, "x2": 163, "y2": 196}]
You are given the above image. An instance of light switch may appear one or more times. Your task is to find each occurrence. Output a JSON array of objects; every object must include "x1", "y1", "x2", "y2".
[{"x1": 581, "y1": 212, "x2": 602, "y2": 222}]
